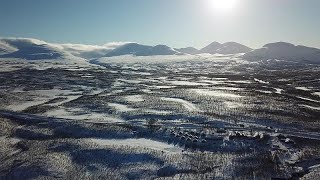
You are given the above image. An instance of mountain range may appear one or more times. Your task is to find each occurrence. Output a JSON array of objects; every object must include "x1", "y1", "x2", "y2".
[
  {"x1": 197, "y1": 42, "x2": 252, "y2": 54},
  {"x1": 1, "y1": 37, "x2": 320, "y2": 64},
  {"x1": 174, "y1": 42, "x2": 252, "y2": 55},
  {"x1": 105, "y1": 43, "x2": 180, "y2": 57}
]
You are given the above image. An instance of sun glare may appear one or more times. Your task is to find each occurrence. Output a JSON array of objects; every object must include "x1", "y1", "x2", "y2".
[{"x1": 211, "y1": 0, "x2": 237, "y2": 13}]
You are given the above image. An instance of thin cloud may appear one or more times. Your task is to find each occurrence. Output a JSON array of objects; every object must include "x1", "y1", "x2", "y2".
[
  {"x1": 103, "y1": 42, "x2": 133, "y2": 49},
  {"x1": 57, "y1": 42, "x2": 132, "y2": 52},
  {"x1": 0, "y1": 37, "x2": 131, "y2": 52},
  {"x1": 58, "y1": 44, "x2": 107, "y2": 51}
]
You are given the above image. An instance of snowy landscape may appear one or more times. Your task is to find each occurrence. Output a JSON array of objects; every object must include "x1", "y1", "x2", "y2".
[{"x1": 0, "y1": 37, "x2": 319, "y2": 179}]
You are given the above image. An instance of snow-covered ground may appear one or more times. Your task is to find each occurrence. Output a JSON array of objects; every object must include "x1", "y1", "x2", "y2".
[{"x1": 1, "y1": 53, "x2": 320, "y2": 179}]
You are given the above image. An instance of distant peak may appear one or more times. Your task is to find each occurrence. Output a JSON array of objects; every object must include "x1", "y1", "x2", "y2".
[
  {"x1": 199, "y1": 41, "x2": 251, "y2": 54},
  {"x1": 223, "y1": 42, "x2": 240, "y2": 45},
  {"x1": 174, "y1": 47, "x2": 199, "y2": 55},
  {"x1": 122, "y1": 42, "x2": 141, "y2": 46},
  {"x1": 154, "y1": 44, "x2": 170, "y2": 48},
  {"x1": 263, "y1": 42, "x2": 295, "y2": 48},
  {"x1": 208, "y1": 41, "x2": 222, "y2": 45}
]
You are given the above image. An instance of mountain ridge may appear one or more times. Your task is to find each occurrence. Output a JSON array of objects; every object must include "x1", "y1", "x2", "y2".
[
  {"x1": 1, "y1": 37, "x2": 319, "y2": 64},
  {"x1": 175, "y1": 42, "x2": 252, "y2": 55},
  {"x1": 105, "y1": 43, "x2": 180, "y2": 57}
]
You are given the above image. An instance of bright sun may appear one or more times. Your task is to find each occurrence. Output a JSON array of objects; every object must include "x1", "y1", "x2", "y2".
[{"x1": 211, "y1": 0, "x2": 237, "y2": 13}]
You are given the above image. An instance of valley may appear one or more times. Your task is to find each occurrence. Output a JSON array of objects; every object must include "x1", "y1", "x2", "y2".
[{"x1": 0, "y1": 56, "x2": 319, "y2": 179}]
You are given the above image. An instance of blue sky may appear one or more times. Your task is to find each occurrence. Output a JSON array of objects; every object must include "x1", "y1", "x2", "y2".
[{"x1": 1, "y1": 0, "x2": 319, "y2": 48}]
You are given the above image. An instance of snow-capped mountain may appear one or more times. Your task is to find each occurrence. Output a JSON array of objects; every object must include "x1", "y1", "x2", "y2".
[
  {"x1": 216, "y1": 42, "x2": 252, "y2": 54},
  {"x1": 198, "y1": 42, "x2": 252, "y2": 54},
  {"x1": 242, "y1": 42, "x2": 320, "y2": 64},
  {"x1": 174, "y1": 47, "x2": 199, "y2": 55},
  {"x1": 105, "y1": 43, "x2": 179, "y2": 57},
  {"x1": 0, "y1": 38, "x2": 71, "y2": 60},
  {"x1": 199, "y1": 42, "x2": 222, "y2": 54}
]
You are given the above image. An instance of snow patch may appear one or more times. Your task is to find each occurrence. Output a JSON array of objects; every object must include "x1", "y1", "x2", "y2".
[
  {"x1": 254, "y1": 78, "x2": 269, "y2": 84},
  {"x1": 224, "y1": 101, "x2": 243, "y2": 109},
  {"x1": 312, "y1": 92, "x2": 320, "y2": 97},
  {"x1": 6, "y1": 100, "x2": 47, "y2": 111},
  {"x1": 108, "y1": 103, "x2": 136, "y2": 112},
  {"x1": 295, "y1": 87, "x2": 312, "y2": 91},
  {"x1": 88, "y1": 138, "x2": 182, "y2": 153},
  {"x1": 167, "y1": 80, "x2": 210, "y2": 86},
  {"x1": 45, "y1": 108, "x2": 125, "y2": 123},
  {"x1": 256, "y1": 90, "x2": 273, "y2": 94},
  {"x1": 161, "y1": 97, "x2": 198, "y2": 111},
  {"x1": 274, "y1": 88, "x2": 283, "y2": 94},
  {"x1": 192, "y1": 89, "x2": 243, "y2": 98},
  {"x1": 125, "y1": 95, "x2": 144, "y2": 102},
  {"x1": 296, "y1": 96, "x2": 320, "y2": 103}
]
